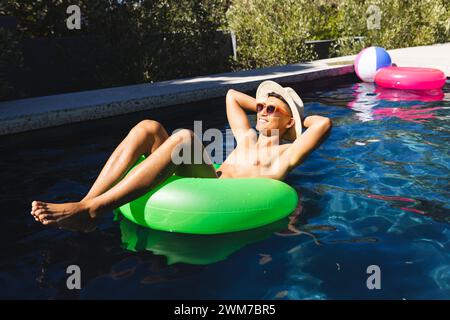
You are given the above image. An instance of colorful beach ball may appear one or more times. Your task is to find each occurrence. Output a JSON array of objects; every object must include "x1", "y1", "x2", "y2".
[{"x1": 354, "y1": 47, "x2": 392, "y2": 82}]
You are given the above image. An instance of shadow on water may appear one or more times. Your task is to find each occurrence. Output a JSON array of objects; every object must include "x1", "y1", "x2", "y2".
[
  {"x1": 26, "y1": 225, "x2": 212, "y2": 298},
  {"x1": 119, "y1": 215, "x2": 291, "y2": 266}
]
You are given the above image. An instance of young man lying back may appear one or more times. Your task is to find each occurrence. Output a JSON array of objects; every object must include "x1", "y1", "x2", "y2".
[{"x1": 31, "y1": 80, "x2": 331, "y2": 232}]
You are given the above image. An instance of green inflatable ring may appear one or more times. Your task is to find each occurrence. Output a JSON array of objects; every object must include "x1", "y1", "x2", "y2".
[{"x1": 116, "y1": 155, "x2": 298, "y2": 234}]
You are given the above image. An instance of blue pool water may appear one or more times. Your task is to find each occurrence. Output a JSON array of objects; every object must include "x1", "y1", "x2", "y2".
[{"x1": 0, "y1": 76, "x2": 449, "y2": 299}]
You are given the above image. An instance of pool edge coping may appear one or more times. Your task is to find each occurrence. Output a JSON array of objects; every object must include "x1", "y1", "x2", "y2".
[{"x1": 0, "y1": 62, "x2": 353, "y2": 136}]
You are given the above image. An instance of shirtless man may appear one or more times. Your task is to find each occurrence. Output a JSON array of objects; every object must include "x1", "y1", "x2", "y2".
[{"x1": 31, "y1": 80, "x2": 332, "y2": 231}]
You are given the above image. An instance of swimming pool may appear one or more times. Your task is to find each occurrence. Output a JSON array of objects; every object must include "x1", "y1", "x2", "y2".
[{"x1": 0, "y1": 75, "x2": 449, "y2": 299}]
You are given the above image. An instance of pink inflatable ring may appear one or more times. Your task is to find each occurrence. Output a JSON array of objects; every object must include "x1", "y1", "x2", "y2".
[{"x1": 375, "y1": 66, "x2": 446, "y2": 90}]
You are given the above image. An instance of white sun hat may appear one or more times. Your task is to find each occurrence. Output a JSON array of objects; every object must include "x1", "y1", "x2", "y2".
[{"x1": 256, "y1": 80, "x2": 305, "y2": 140}]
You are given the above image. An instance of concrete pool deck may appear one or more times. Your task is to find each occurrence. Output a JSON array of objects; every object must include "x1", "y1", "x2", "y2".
[{"x1": 0, "y1": 42, "x2": 449, "y2": 136}]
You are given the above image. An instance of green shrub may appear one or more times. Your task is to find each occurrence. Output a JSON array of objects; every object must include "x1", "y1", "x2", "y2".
[
  {"x1": 226, "y1": 0, "x2": 449, "y2": 67},
  {"x1": 139, "y1": 0, "x2": 231, "y2": 81},
  {"x1": 226, "y1": 0, "x2": 321, "y2": 69},
  {"x1": 0, "y1": 0, "x2": 230, "y2": 99},
  {"x1": 308, "y1": 1, "x2": 341, "y2": 41},
  {"x1": 332, "y1": 0, "x2": 450, "y2": 56}
]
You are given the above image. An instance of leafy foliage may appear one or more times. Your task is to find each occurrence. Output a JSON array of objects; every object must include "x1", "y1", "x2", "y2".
[
  {"x1": 332, "y1": 0, "x2": 450, "y2": 56},
  {"x1": 225, "y1": 0, "x2": 449, "y2": 68},
  {"x1": 226, "y1": 0, "x2": 318, "y2": 69},
  {"x1": 0, "y1": 0, "x2": 230, "y2": 100}
]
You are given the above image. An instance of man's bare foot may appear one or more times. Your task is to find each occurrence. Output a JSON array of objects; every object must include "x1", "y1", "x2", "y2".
[{"x1": 31, "y1": 200, "x2": 98, "y2": 232}]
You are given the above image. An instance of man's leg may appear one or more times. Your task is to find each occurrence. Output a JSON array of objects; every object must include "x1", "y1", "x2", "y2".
[
  {"x1": 31, "y1": 119, "x2": 168, "y2": 223},
  {"x1": 83, "y1": 119, "x2": 169, "y2": 200},
  {"x1": 31, "y1": 129, "x2": 216, "y2": 231}
]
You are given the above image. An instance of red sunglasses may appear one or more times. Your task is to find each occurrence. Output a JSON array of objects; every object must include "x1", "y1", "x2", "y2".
[{"x1": 256, "y1": 103, "x2": 292, "y2": 117}]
